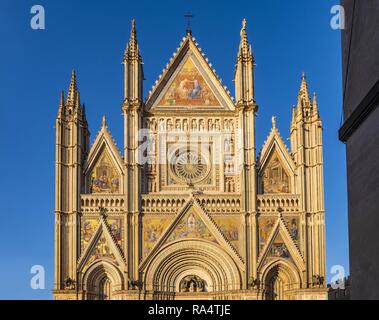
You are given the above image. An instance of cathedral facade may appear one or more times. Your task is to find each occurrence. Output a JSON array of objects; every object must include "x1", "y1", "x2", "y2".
[{"x1": 53, "y1": 20, "x2": 327, "y2": 300}]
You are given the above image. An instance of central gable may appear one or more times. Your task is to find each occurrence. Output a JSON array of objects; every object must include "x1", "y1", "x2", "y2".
[
  {"x1": 158, "y1": 57, "x2": 219, "y2": 107},
  {"x1": 146, "y1": 34, "x2": 235, "y2": 112}
]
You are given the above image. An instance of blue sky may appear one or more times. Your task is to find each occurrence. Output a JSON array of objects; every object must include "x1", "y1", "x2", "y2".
[{"x1": 0, "y1": 0, "x2": 348, "y2": 299}]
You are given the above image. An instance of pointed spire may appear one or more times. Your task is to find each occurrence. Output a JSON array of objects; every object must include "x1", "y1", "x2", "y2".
[
  {"x1": 238, "y1": 18, "x2": 253, "y2": 61},
  {"x1": 312, "y1": 92, "x2": 320, "y2": 117},
  {"x1": 59, "y1": 90, "x2": 65, "y2": 108},
  {"x1": 124, "y1": 18, "x2": 141, "y2": 61},
  {"x1": 297, "y1": 72, "x2": 311, "y2": 109},
  {"x1": 129, "y1": 18, "x2": 137, "y2": 51},
  {"x1": 312, "y1": 92, "x2": 318, "y2": 107},
  {"x1": 66, "y1": 69, "x2": 80, "y2": 107}
]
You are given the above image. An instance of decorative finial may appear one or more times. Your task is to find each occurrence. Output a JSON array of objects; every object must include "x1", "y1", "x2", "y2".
[
  {"x1": 302, "y1": 71, "x2": 306, "y2": 80},
  {"x1": 240, "y1": 18, "x2": 247, "y2": 37},
  {"x1": 102, "y1": 115, "x2": 107, "y2": 128},
  {"x1": 272, "y1": 116, "x2": 277, "y2": 129}
]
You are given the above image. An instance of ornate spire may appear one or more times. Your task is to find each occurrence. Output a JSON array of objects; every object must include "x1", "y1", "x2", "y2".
[
  {"x1": 238, "y1": 18, "x2": 253, "y2": 61},
  {"x1": 234, "y1": 18, "x2": 255, "y2": 104},
  {"x1": 297, "y1": 72, "x2": 311, "y2": 109},
  {"x1": 123, "y1": 18, "x2": 144, "y2": 104},
  {"x1": 124, "y1": 19, "x2": 141, "y2": 61},
  {"x1": 312, "y1": 92, "x2": 318, "y2": 107},
  {"x1": 312, "y1": 92, "x2": 320, "y2": 117},
  {"x1": 66, "y1": 69, "x2": 80, "y2": 108}
]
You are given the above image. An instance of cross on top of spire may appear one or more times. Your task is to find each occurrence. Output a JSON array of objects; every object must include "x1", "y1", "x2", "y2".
[{"x1": 184, "y1": 12, "x2": 194, "y2": 35}]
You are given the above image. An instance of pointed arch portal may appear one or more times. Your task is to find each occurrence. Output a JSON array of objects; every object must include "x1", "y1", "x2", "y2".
[
  {"x1": 83, "y1": 261, "x2": 124, "y2": 300},
  {"x1": 260, "y1": 259, "x2": 301, "y2": 300},
  {"x1": 143, "y1": 240, "x2": 242, "y2": 299}
]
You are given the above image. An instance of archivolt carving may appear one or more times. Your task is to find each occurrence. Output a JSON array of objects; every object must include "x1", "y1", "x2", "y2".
[{"x1": 142, "y1": 240, "x2": 242, "y2": 293}]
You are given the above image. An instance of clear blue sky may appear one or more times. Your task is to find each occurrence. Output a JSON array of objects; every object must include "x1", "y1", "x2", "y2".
[{"x1": 0, "y1": 0, "x2": 348, "y2": 299}]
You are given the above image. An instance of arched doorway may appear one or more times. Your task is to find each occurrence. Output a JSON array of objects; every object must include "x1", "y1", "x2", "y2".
[
  {"x1": 98, "y1": 276, "x2": 112, "y2": 300},
  {"x1": 261, "y1": 260, "x2": 301, "y2": 300},
  {"x1": 83, "y1": 261, "x2": 123, "y2": 300},
  {"x1": 143, "y1": 239, "x2": 242, "y2": 299},
  {"x1": 264, "y1": 265, "x2": 288, "y2": 300}
]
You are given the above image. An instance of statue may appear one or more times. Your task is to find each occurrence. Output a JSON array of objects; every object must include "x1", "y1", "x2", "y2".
[
  {"x1": 180, "y1": 275, "x2": 206, "y2": 293},
  {"x1": 272, "y1": 116, "x2": 277, "y2": 129},
  {"x1": 312, "y1": 275, "x2": 325, "y2": 287},
  {"x1": 191, "y1": 119, "x2": 197, "y2": 131},
  {"x1": 249, "y1": 277, "x2": 260, "y2": 289},
  {"x1": 189, "y1": 281, "x2": 196, "y2": 292},
  {"x1": 64, "y1": 277, "x2": 76, "y2": 290}
]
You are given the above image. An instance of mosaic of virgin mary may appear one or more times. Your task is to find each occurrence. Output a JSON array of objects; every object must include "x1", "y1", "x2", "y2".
[{"x1": 159, "y1": 58, "x2": 219, "y2": 106}]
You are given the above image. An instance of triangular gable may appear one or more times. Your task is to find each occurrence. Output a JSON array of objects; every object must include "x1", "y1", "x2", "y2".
[
  {"x1": 145, "y1": 34, "x2": 235, "y2": 112},
  {"x1": 140, "y1": 197, "x2": 244, "y2": 270},
  {"x1": 166, "y1": 207, "x2": 217, "y2": 243},
  {"x1": 258, "y1": 125, "x2": 296, "y2": 194},
  {"x1": 84, "y1": 120, "x2": 124, "y2": 194},
  {"x1": 257, "y1": 217, "x2": 304, "y2": 272},
  {"x1": 158, "y1": 57, "x2": 220, "y2": 107},
  {"x1": 78, "y1": 216, "x2": 125, "y2": 272}
]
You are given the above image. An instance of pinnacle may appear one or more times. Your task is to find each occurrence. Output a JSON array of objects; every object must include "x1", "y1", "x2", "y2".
[
  {"x1": 66, "y1": 69, "x2": 80, "y2": 107},
  {"x1": 124, "y1": 18, "x2": 140, "y2": 60},
  {"x1": 271, "y1": 116, "x2": 277, "y2": 129},
  {"x1": 297, "y1": 71, "x2": 311, "y2": 107},
  {"x1": 59, "y1": 90, "x2": 65, "y2": 107},
  {"x1": 238, "y1": 18, "x2": 253, "y2": 60},
  {"x1": 102, "y1": 115, "x2": 107, "y2": 128}
]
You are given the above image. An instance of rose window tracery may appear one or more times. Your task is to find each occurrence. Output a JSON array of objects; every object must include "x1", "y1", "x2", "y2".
[{"x1": 171, "y1": 150, "x2": 210, "y2": 184}]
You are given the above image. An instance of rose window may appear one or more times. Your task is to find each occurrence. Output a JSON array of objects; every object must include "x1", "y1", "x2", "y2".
[{"x1": 172, "y1": 151, "x2": 209, "y2": 184}]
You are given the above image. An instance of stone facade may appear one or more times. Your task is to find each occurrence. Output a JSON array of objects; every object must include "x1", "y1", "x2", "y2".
[
  {"x1": 53, "y1": 20, "x2": 327, "y2": 300},
  {"x1": 339, "y1": 0, "x2": 379, "y2": 300}
]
